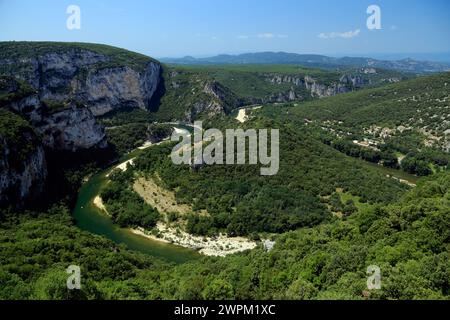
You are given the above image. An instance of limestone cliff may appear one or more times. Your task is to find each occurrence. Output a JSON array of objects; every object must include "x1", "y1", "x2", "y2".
[
  {"x1": 1, "y1": 76, "x2": 106, "y2": 151},
  {"x1": 184, "y1": 81, "x2": 239, "y2": 122},
  {"x1": 0, "y1": 42, "x2": 162, "y2": 116},
  {"x1": 265, "y1": 73, "x2": 367, "y2": 99},
  {"x1": 37, "y1": 104, "x2": 107, "y2": 151},
  {"x1": 0, "y1": 110, "x2": 47, "y2": 206}
]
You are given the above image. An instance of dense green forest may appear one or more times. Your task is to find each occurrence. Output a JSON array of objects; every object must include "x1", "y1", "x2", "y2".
[
  {"x1": 129, "y1": 117, "x2": 409, "y2": 236},
  {"x1": 1, "y1": 172, "x2": 448, "y2": 299},
  {"x1": 259, "y1": 72, "x2": 450, "y2": 175},
  {"x1": 106, "y1": 123, "x2": 172, "y2": 154},
  {"x1": 100, "y1": 169, "x2": 160, "y2": 229}
]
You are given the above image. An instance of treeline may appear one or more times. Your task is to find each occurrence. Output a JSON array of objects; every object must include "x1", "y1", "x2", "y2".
[
  {"x1": 314, "y1": 127, "x2": 449, "y2": 177},
  {"x1": 325, "y1": 137, "x2": 399, "y2": 168},
  {"x1": 106, "y1": 123, "x2": 173, "y2": 155},
  {"x1": 383, "y1": 131, "x2": 449, "y2": 175},
  {"x1": 0, "y1": 204, "x2": 166, "y2": 299}
]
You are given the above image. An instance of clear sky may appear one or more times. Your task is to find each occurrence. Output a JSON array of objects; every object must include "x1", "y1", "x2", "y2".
[{"x1": 1, "y1": 0, "x2": 449, "y2": 59}]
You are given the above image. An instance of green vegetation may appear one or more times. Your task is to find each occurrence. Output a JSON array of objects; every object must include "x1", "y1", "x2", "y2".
[
  {"x1": 0, "y1": 204, "x2": 166, "y2": 299},
  {"x1": 0, "y1": 109, "x2": 39, "y2": 165},
  {"x1": 172, "y1": 64, "x2": 319, "y2": 100},
  {"x1": 0, "y1": 76, "x2": 36, "y2": 108},
  {"x1": 1, "y1": 173, "x2": 448, "y2": 299},
  {"x1": 98, "y1": 107, "x2": 156, "y2": 127},
  {"x1": 100, "y1": 170, "x2": 159, "y2": 229},
  {"x1": 106, "y1": 123, "x2": 148, "y2": 154},
  {"x1": 401, "y1": 155, "x2": 433, "y2": 176},
  {"x1": 142, "y1": 64, "x2": 411, "y2": 123},
  {"x1": 41, "y1": 99, "x2": 69, "y2": 112},
  {"x1": 1, "y1": 50, "x2": 449, "y2": 301},
  {"x1": 260, "y1": 72, "x2": 450, "y2": 143},
  {"x1": 175, "y1": 64, "x2": 411, "y2": 96},
  {"x1": 150, "y1": 66, "x2": 239, "y2": 121},
  {"x1": 132, "y1": 119, "x2": 408, "y2": 236},
  {"x1": 260, "y1": 72, "x2": 450, "y2": 175},
  {"x1": 106, "y1": 123, "x2": 172, "y2": 155}
]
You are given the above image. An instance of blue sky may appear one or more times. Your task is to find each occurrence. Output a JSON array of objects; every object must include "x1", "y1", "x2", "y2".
[{"x1": 1, "y1": 0, "x2": 449, "y2": 59}]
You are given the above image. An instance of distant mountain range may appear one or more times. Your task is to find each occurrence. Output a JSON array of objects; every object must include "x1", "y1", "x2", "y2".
[{"x1": 160, "y1": 52, "x2": 450, "y2": 74}]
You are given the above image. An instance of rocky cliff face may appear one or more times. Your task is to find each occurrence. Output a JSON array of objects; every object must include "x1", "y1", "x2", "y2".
[
  {"x1": 2, "y1": 76, "x2": 107, "y2": 151},
  {"x1": 266, "y1": 74, "x2": 367, "y2": 99},
  {"x1": 304, "y1": 76, "x2": 350, "y2": 97},
  {"x1": 184, "y1": 81, "x2": 239, "y2": 122},
  {"x1": 72, "y1": 63, "x2": 161, "y2": 116},
  {"x1": 0, "y1": 143, "x2": 47, "y2": 207},
  {"x1": 0, "y1": 47, "x2": 161, "y2": 116},
  {"x1": 37, "y1": 104, "x2": 107, "y2": 151},
  {"x1": 0, "y1": 110, "x2": 47, "y2": 207},
  {"x1": 0, "y1": 42, "x2": 163, "y2": 207}
]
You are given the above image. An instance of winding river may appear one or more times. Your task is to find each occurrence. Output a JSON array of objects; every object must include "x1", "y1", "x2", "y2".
[
  {"x1": 72, "y1": 122, "x2": 418, "y2": 264},
  {"x1": 72, "y1": 127, "x2": 201, "y2": 264}
]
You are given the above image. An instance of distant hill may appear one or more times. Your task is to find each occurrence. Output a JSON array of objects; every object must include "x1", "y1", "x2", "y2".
[
  {"x1": 262, "y1": 71, "x2": 450, "y2": 146},
  {"x1": 260, "y1": 71, "x2": 450, "y2": 167},
  {"x1": 160, "y1": 52, "x2": 450, "y2": 74}
]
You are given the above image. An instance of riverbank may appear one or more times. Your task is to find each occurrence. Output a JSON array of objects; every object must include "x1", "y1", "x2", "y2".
[
  {"x1": 92, "y1": 196, "x2": 257, "y2": 257},
  {"x1": 236, "y1": 109, "x2": 248, "y2": 123},
  {"x1": 73, "y1": 132, "x2": 202, "y2": 263},
  {"x1": 131, "y1": 222, "x2": 257, "y2": 257},
  {"x1": 90, "y1": 131, "x2": 257, "y2": 257},
  {"x1": 93, "y1": 195, "x2": 107, "y2": 213}
]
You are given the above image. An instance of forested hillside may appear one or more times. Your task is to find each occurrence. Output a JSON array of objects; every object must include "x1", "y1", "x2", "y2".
[
  {"x1": 260, "y1": 72, "x2": 450, "y2": 150},
  {"x1": 100, "y1": 63, "x2": 412, "y2": 125},
  {"x1": 1, "y1": 172, "x2": 448, "y2": 299},
  {"x1": 260, "y1": 72, "x2": 450, "y2": 176},
  {"x1": 129, "y1": 119, "x2": 408, "y2": 236}
]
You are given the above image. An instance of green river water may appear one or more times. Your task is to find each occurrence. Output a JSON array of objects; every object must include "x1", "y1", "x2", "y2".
[{"x1": 72, "y1": 148, "x2": 201, "y2": 264}]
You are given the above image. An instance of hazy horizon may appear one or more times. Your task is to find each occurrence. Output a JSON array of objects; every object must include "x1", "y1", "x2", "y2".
[
  {"x1": 157, "y1": 50, "x2": 450, "y2": 63},
  {"x1": 1, "y1": 0, "x2": 449, "y2": 59}
]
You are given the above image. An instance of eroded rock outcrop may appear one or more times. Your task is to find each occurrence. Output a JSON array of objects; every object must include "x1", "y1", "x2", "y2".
[
  {"x1": 0, "y1": 42, "x2": 163, "y2": 207},
  {"x1": 0, "y1": 110, "x2": 47, "y2": 207},
  {"x1": 72, "y1": 63, "x2": 161, "y2": 116},
  {"x1": 1, "y1": 76, "x2": 106, "y2": 151},
  {"x1": 37, "y1": 104, "x2": 107, "y2": 151},
  {"x1": 185, "y1": 81, "x2": 239, "y2": 122},
  {"x1": 265, "y1": 73, "x2": 368, "y2": 99},
  {"x1": 0, "y1": 45, "x2": 161, "y2": 116}
]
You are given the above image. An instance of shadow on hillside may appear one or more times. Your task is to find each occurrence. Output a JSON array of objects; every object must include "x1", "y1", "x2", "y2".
[{"x1": 147, "y1": 70, "x2": 166, "y2": 113}]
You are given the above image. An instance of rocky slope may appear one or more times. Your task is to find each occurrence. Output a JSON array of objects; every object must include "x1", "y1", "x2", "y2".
[
  {"x1": 0, "y1": 109, "x2": 47, "y2": 206},
  {"x1": 0, "y1": 42, "x2": 166, "y2": 207},
  {"x1": 184, "y1": 81, "x2": 239, "y2": 121},
  {"x1": 153, "y1": 65, "x2": 412, "y2": 123},
  {"x1": 1, "y1": 76, "x2": 106, "y2": 151},
  {"x1": 0, "y1": 42, "x2": 162, "y2": 116}
]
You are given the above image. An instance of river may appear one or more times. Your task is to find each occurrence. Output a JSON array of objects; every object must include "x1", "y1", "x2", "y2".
[{"x1": 72, "y1": 128, "x2": 201, "y2": 264}]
